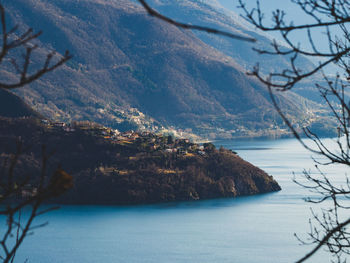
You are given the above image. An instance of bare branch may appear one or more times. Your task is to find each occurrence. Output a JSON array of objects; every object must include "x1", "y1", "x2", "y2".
[
  {"x1": 137, "y1": 0, "x2": 256, "y2": 42},
  {"x1": 0, "y1": 3, "x2": 72, "y2": 262}
]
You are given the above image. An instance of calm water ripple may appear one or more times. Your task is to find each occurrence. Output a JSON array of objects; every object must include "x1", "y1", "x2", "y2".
[{"x1": 15, "y1": 138, "x2": 345, "y2": 263}]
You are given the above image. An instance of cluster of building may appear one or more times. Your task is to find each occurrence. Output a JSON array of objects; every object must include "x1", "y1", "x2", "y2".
[
  {"x1": 41, "y1": 120, "x2": 209, "y2": 156},
  {"x1": 135, "y1": 133, "x2": 207, "y2": 156}
]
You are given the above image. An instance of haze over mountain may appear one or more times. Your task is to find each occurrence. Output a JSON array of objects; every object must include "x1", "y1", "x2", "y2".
[{"x1": 2, "y1": 0, "x2": 333, "y2": 139}]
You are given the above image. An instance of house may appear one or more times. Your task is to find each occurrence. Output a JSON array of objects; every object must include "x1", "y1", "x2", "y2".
[{"x1": 53, "y1": 122, "x2": 66, "y2": 127}]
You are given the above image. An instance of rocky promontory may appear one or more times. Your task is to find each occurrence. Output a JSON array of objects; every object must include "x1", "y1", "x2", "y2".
[{"x1": 0, "y1": 117, "x2": 280, "y2": 205}]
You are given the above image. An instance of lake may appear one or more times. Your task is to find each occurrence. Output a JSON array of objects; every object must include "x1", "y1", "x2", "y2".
[{"x1": 15, "y1": 138, "x2": 346, "y2": 262}]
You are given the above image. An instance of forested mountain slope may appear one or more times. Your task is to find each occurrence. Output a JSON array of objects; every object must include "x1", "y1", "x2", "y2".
[{"x1": 2, "y1": 0, "x2": 333, "y2": 138}]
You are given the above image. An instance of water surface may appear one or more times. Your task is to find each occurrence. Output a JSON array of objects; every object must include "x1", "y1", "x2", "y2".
[{"x1": 16, "y1": 138, "x2": 345, "y2": 262}]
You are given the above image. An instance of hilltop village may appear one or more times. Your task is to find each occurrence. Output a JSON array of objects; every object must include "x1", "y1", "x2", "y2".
[{"x1": 43, "y1": 120, "x2": 216, "y2": 157}]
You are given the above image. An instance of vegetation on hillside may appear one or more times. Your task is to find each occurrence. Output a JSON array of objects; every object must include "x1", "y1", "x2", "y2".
[
  {"x1": 2, "y1": 0, "x2": 336, "y2": 139},
  {"x1": 0, "y1": 117, "x2": 280, "y2": 205}
]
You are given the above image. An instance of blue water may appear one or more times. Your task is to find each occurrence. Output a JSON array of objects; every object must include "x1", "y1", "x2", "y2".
[{"x1": 14, "y1": 138, "x2": 347, "y2": 262}]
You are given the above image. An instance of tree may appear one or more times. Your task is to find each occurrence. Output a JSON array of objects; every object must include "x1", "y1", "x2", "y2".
[
  {"x1": 0, "y1": 4, "x2": 72, "y2": 262},
  {"x1": 237, "y1": 1, "x2": 350, "y2": 262},
  {"x1": 203, "y1": 142, "x2": 216, "y2": 153},
  {"x1": 138, "y1": 0, "x2": 350, "y2": 262}
]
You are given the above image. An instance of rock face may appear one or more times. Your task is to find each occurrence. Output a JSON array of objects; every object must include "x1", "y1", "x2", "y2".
[{"x1": 0, "y1": 115, "x2": 280, "y2": 205}]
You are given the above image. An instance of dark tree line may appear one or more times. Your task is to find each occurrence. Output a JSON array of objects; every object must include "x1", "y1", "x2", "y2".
[{"x1": 137, "y1": 0, "x2": 350, "y2": 262}]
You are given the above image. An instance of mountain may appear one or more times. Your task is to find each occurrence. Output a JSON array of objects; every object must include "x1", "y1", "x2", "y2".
[
  {"x1": 146, "y1": 0, "x2": 315, "y2": 75},
  {"x1": 1, "y1": 0, "x2": 334, "y2": 139},
  {"x1": 0, "y1": 91, "x2": 281, "y2": 204}
]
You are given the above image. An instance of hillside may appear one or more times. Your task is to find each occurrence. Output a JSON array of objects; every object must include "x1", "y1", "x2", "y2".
[
  {"x1": 1, "y1": 0, "x2": 334, "y2": 139},
  {"x1": 153, "y1": 0, "x2": 333, "y2": 104},
  {"x1": 0, "y1": 117, "x2": 281, "y2": 205}
]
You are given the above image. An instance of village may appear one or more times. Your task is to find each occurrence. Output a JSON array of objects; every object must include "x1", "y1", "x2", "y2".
[{"x1": 43, "y1": 120, "x2": 213, "y2": 157}]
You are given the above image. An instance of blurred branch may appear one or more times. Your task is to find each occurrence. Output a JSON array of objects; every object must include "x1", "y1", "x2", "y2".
[
  {"x1": 0, "y1": 4, "x2": 72, "y2": 90},
  {"x1": 238, "y1": 0, "x2": 350, "y2": 91},
  {"x1": 0, "y1": 3, "x2": 72, "y2": 262},
  {"x1": 137, "y1": 0, "x2": 256, "y2": 42},
  {"x1": 238, "y1": 0, "x2": 350, "y2": 261}
]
